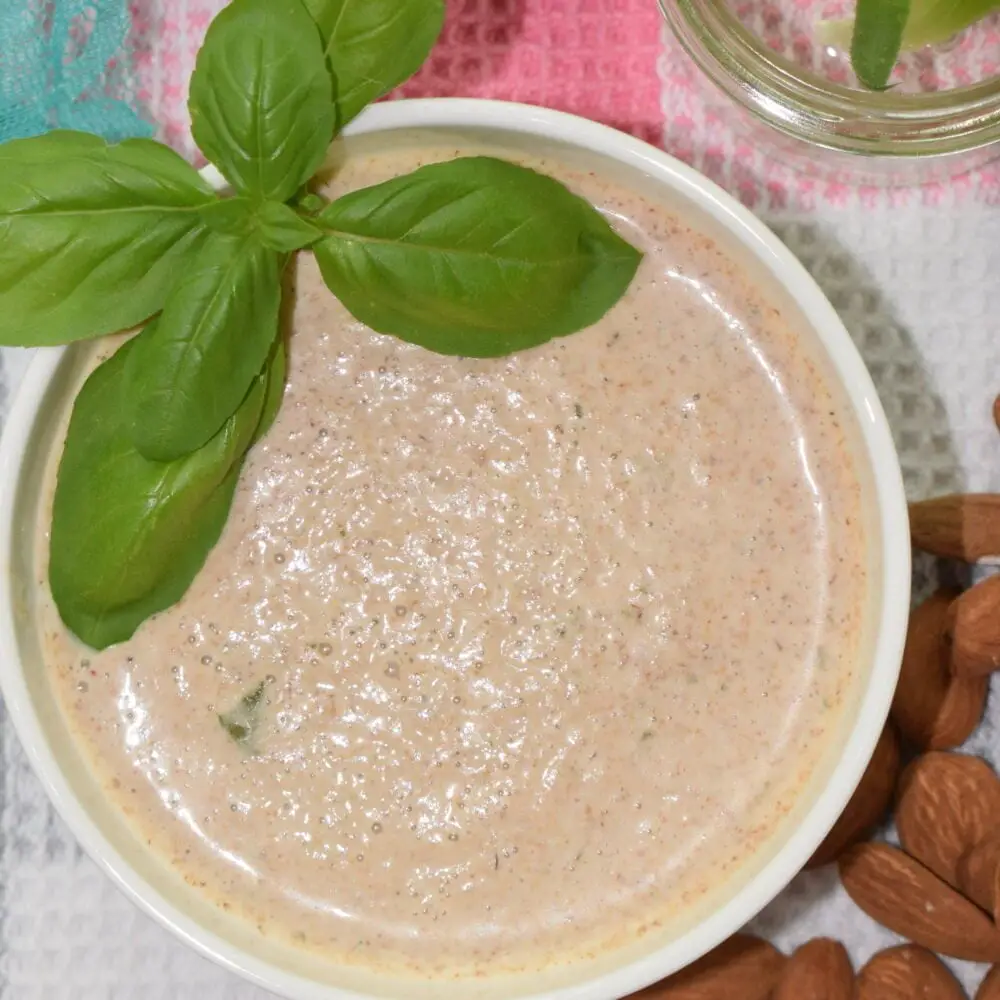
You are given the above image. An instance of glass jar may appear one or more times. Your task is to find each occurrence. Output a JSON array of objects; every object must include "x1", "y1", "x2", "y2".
[{"x1": 658, "y1": 0, "x2": 1000, "y2": 184}]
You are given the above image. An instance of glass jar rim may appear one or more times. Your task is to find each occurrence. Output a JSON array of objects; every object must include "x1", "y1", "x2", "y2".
[{"x1": 659, "y1": 0, "x2": 1000, "y2": 157}]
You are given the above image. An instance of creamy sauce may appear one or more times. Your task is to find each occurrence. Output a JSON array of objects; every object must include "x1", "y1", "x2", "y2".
[{"x1": 37, "y1": 144, "x2": 865, "y2": 978}]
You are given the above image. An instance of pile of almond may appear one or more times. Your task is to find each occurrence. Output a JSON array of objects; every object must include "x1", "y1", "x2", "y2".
[{"x1": 636, "y1": 434, "x2": 1000, "y2": 997}]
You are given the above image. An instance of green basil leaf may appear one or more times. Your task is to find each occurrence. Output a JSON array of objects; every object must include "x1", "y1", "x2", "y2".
[
  {"x1": 200, "y1": 198, "x2": 321, "y2": 250},
  {"x1": 253, "y1": 339, "x2": 288, "y2": 444},
  {"x1": 124, "y1": 231, "x2": 283, "y2": 462},
  {"x1": 312, "y1": 157, "x2": 642, "y2": 356},
  {"x1": 50, "y1": 338, "x2": 266, "y2": 650},
  {"x1": 0, "y1": 131, "x2": 212, "y2": 346},
  {"x1": 188, "y1": 0, "x2": 336, "y2": 202},
  {"x1": 303, "y1": 0, "x2": 445, "y2": 130},
  {"x1": 851, "y1": 0, "x2": 911, "y2": 88}
]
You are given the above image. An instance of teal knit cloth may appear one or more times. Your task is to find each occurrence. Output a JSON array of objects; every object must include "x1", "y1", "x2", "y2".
[{"x1": 0, "y1": 0, "x2": 152, "y2": 142}]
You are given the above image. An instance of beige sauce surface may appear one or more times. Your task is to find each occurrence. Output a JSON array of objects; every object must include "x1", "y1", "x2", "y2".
[{"x1": 37, "y1": 143, "x2": 865, "y2": 977}]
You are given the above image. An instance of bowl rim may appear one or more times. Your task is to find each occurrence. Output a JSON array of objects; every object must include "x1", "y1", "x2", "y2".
[{"x1": 0, "y1": 97, "x2": 911, "y2": 1000}]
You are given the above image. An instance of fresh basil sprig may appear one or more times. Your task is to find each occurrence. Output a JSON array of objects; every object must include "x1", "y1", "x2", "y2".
[{"x1": 0, "y1": 0, "x2": 643, "y2": 650}]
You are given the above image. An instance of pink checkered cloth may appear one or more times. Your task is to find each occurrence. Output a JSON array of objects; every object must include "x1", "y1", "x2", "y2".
[
  {"x1": 132, "y1": 0, "x2": 1000, "y2": 208},
  {"x1": 134, "y1": 0, "x2": 663, "y2": 150}
]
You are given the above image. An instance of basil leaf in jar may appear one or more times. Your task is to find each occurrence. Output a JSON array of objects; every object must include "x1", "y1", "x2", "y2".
[
  {"x1": 188, "y1": 0, "x2": 335, "y2": 203},
  {"x1": 123, "y1": 231, "x2": 283, "y2": 462},
  {"x1": 0, "y1": 132, "x2": 212, "y2": 346},
  {"x1": 303, "y1": 0, "x2": 445, "y2": 131},
  {"x1": 50, "y1": 338, "x2": 269, "y2": 651},
  {"x1": 850, "y1": 0, "x2": 911, "y2": 89},
  {"x1": 312, "y1": 156, "x2": 642, "y2": 356}
]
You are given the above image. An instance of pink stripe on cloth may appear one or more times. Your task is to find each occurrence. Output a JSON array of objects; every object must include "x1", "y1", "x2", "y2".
[{"x1": 395, "y1": 0, "x2": 666, "y2": 146}]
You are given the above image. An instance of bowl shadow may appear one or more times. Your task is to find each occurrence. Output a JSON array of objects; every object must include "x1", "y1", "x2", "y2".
[{"x1": 760, "y1": 218, "x2": 961, "y2": 602}]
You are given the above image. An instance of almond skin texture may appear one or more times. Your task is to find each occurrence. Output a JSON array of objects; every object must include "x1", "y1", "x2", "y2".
[
  {"x1": 839, "y1": 842, "x2": 1000, "y2": 962},
  {"x1": 896, "y1": 752, "x2": 1000, "y2": 887},
  {"x1": 891, "y1": 588, "x2": 987, "y2": 749},
  {"x1": 910, "y1": 493, "x2": 1000, "y2": 561},
  {"x1": 807, "y1": 724, "x2": 900, "y2": 869},
  {"x1": 959, "y1": 834, "x2": 1000, "y2": 912},
  {"x1": 857, "y1": 945, "x2": 965, "y2": 1000},
  {"x1": 950, "y1": 575, "x2": 1000, "y2": 677},
  {"x1": 772, "y1": 938, "x2": 853, "y2": 1000},
  {"x1": 979, "y1": 965, "x2": 1000, "y2": 1000},
  {"x1": 636, "y1": 934, "x2": 785, "y2": 999}
]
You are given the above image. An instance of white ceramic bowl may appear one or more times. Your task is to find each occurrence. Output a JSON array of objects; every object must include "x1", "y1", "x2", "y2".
[{"x1": 0, "y1": 99, "x2": 909, "y2": 999}]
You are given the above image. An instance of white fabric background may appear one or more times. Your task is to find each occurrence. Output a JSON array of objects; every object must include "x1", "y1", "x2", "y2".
[{"x1": 1, "y1": 200, "x2": 999, "y2": 996}]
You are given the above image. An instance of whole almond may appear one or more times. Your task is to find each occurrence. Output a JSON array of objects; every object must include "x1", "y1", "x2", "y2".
[
  {"x1": 857, "y1": 945, "x2": 965, "y2": 1000},
  {"x1": 839, "y1": 841, "x2": 1000, "y2": 962},
  {"x1": 891, "y1": 589, "x2": 987, "y2": 749},
  {"x1": 896, "y1": 752, "x2": 1000, "y2": 887},
  {"x1": 995, "y1": 394, "x2": 1000, "y2": 434},
  {"x1": 637, "y1": 934, "x2": 785, "y2": 999},
  {"x1": 772, "y1": 938, "x2": 853, "y2": 1000},
  {"x1": 910, "y1": 494, "x2": 1000, "y2": 561},
  {"x1": 959, "y1": 834, "x2": 1000, "y2": 912},
  {"x1": 950, "y1": 575, "x2": 1000, "y2": 677},
  {"x1": 979, "y1": 965, "x2": 1000, "y2": 1000},
  {"x1": 807, "y1": 724, "x2": 900, "y2": 868}
]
